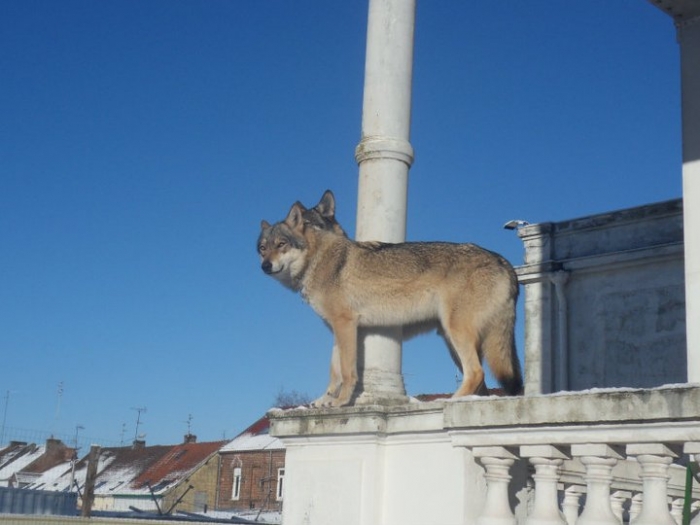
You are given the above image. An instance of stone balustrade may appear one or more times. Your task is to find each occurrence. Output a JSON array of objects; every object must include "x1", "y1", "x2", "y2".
[
  {"x1": 448, "y1": 387, "x2": 700, "y2": 524},
  {"x1": 270, "y1": 385, "x2": 700, "y2": 525},
  {"x1": 467, "y1": 442, "x2": 698, "y2": 525}
]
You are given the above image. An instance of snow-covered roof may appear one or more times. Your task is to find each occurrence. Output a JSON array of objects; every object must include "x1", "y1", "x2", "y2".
[
  {"x1": 3, "y1": 437, "x2": 227, "y2": 498},
  {"x1": 220, "y1": 414, "x2": 283, "y2": 453},
  {"x1": 0, "y1": 443, "x2": 45, "y2": 483},
  {"x1": 221, "y1": 432, "x2": 282, "y2": 452},
  {"x1": 60, "y1": 440, "x2": 228, "y2": 497}
]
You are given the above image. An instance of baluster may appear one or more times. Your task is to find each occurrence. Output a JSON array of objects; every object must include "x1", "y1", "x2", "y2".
[
  {"x1": 681, "y1": 443, "x2": 700, "y2": 525},
  {"x1": 562, "y1": 485, "x2": 584, "y2": 525},
  {"x1": 473, "y1": 446, "x2": 518, "y2": 525},
  {"x1": 626, "y1": 443, "x2": 678, "y2": 525},
  {"x1": 610, "y1": 490, "x2": 630, "y2": 523},
  {"x1": 571, "y1": 444, "x2": 623, "y2": 525},
  {"x1": 693, "y1": 501, "x2": 700, "y2": 517},
  {"x1": 670, "y1": 498, "x2": 683, "y2": 525},
  {"x1": 629, "y1": 493, "x2": 643, "y2": 522},
  {"x1": 521, "y1": 445, "x2": 569, "y2": 525}
]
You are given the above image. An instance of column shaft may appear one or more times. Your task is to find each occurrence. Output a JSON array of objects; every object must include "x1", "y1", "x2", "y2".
[
  {"x1": 354, "y1": 0, "x2": 416, "y2": 405},
  {"x1": 678, "y1": 17, "x2": 700, "y2": 383}
]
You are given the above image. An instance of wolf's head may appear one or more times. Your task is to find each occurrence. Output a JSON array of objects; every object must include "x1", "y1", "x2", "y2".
[
  {"x1": 258, "y1": 203, "x2": 309, "y2": 290},
  {"x1": 301, "y1": 190, "x2": 346, "y2": 236},
  {"x1": 258, "y1": 190, "x2": 347, "y2": 290}
]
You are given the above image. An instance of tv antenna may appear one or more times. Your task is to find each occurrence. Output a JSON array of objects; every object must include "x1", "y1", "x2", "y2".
[
  {"x1": 73, "y1": 424, "x2": 84, "y2": 451},
  {"x1": 131, "y1": 407, "x2": 147, "y2": 442},
  {"x1": 1, "y1": 390, "x2": 18, "y2": 446},
  {"x1": 52, "y1": 381, "x2": 64, "y2": 435}
]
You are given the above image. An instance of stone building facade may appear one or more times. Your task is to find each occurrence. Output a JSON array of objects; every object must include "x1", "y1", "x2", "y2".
[{"x1": 516, "y1": 198, "x2": 686, "y2": 394}]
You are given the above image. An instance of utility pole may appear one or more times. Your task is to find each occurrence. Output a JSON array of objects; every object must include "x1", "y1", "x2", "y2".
[{"x1": 81, "y1": 444, "x2": 101, "y2": 517}]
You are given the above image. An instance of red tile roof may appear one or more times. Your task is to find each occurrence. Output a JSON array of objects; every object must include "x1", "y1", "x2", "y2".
[{"x1": 131, "y1": 440, "x2": 226, "y2": 490}]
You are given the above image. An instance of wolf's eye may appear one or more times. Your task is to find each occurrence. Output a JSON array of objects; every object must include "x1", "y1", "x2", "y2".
[
  {"x1": 258, "y1": 244, "x2": 266, "y2": 253},
  {"x1": 277, "y1": 240, "x2": 287, "y2": 249}
]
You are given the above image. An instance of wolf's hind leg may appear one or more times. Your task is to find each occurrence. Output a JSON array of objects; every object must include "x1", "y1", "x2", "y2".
[{"x1": 442, "y1": 319, "x2": 486, "y2": 397}]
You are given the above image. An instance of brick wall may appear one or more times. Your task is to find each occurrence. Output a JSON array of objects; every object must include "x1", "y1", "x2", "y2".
[{"x1": 217, "y1": 450, "x2": 285, "y2": 512}]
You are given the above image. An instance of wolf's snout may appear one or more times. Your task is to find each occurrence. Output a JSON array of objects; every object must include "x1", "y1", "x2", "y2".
[{"x1": 261, "y1": 260, "x2": 273, "y2": 274}]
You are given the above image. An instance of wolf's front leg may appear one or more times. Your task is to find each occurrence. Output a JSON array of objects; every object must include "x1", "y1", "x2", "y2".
[
  {"x1": 311, "y1": 343, "x2": 342, "y2": 407},
  {"x1": 329, "y1": 316, "x2": 358, "y2": 407}
]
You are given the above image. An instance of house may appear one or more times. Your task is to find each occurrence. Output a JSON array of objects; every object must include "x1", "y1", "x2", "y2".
[
  {"x1": 0, "y1": 438, "x2": 74, "y2": 489},
  {"x1": 72, "y1": 436, "x2": 227, "y2": 514},
  {"x1": 134, "y1": 435, "x2": 226, "y2": 515},
  {"x1": 0, "y1": 435, "x2": 226, "y2": 516},
  {"x1": 216, "y1": 414, "x2": 285, "y2": 514},
  {"x1": 0, "y1": 416, "x2": 287, "y2": 520},
  {"x1": 0, "y1": 438, "x2": 79, "y2": 516}
]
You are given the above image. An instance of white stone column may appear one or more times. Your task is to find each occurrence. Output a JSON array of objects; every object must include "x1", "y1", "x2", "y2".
[
  {"x1": 354, "y1": 0, "x2": 415, "y2": 405},
  {"x1": 678, "y1": 14, "x2": 700, "y2": 384},
  {"x1": 571, "y1": 444, "x2": 622, "y2": 525},
  {"x1": 517, "y1": 224, "x2": 555, "y2": 395},
  {"x1": 473, "y1": 446, "x2": 518, "y2": 525},
  {"x1": 521, "y1": 445, "x2": 568, "y2": 525},
  {"x1": 626, "y1": 443, "x2": 678, "y2": 525}
]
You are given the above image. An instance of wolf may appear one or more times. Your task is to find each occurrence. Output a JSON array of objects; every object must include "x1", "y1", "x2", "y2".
[{"x1": 257, "y1": 190, "x2": 523, "y2": 407}]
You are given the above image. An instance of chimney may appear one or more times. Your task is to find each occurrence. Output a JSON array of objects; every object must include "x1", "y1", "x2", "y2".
[
  {"x1": 132, "y1": 439, "x2": 146, "y2": 449},
  {"x1": 46, "y1": 437, "x2": 63, "y2": 452},
  {"x1": 184, "y1": 434, "x2": 197, "y2": 444}
]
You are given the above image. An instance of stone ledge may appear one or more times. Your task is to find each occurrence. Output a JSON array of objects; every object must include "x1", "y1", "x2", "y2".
[
  {"x1": 269, "y1": 385, "x2": 700, "y2": 440},
  {"x1": 444, "y1": 385, "x2": 700, "y2": 430},
  {"x1": 268, "y1": 400, "x2": 447, "y2": 439}
]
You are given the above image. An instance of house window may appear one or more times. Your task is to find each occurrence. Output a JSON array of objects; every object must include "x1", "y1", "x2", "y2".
[
  {"x1": 232, "y1": 467, "x2": 242, "y2": 500},
  {"x1": 276, "y1": 468, "x2": 285, "y2": 501}
]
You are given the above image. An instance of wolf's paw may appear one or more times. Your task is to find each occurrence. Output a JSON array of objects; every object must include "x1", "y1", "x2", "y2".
[
  {"x1": 311, "y1": 392, "x2": 336, "y2": 408},
  {"x1": 330, "y1": 387, "x2": 354, "y2": 407}
]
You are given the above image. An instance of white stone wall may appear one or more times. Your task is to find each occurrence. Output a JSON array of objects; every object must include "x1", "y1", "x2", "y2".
[
  {"x1": 270, "y1": 386, "x2": 700, "y2": 525},
  {"x1": 517, "y1": 199, "x2": 686, "y2": 394}
]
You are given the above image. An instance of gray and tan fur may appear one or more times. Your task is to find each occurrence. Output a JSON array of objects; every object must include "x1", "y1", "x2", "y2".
[{"x1": 258, "y1": 190, "x2": 523, "y2": 407}]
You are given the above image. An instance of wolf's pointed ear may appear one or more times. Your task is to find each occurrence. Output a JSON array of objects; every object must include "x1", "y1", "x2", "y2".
[
  {"x1": 261, "y1": 220, "x2": 271, "y2": 230},
  {"x1": 284, "y1": 202, "x2": 305, "y2": 230},
  {"x1": 316, "y1": 190, "x2": 335, "y2": 218}
]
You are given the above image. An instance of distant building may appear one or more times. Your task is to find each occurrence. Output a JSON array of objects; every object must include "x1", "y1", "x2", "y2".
[
  {"x1": 216, "y1": 414, "x2": 285, "y2": 514},
  {"x1": 0, "y1": 435, "x2": 226, "y2": 515},
  {"x1": 0, "y1": 439, "x2": 75, "y2": 489}
]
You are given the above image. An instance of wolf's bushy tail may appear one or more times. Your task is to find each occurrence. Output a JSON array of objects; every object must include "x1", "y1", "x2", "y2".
[{"x1": 482, "y1": 300, "x2": 523, "y2": 396}]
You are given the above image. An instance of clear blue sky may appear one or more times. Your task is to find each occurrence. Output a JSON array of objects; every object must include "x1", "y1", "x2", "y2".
[{"x1": 1, "y1": 1, "x2": 681, "y2": 449}]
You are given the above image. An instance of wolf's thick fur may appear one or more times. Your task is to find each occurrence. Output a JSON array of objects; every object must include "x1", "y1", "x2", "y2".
[{"x1": 258, "y1": 191, "x2": 523, "y2": 407}]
